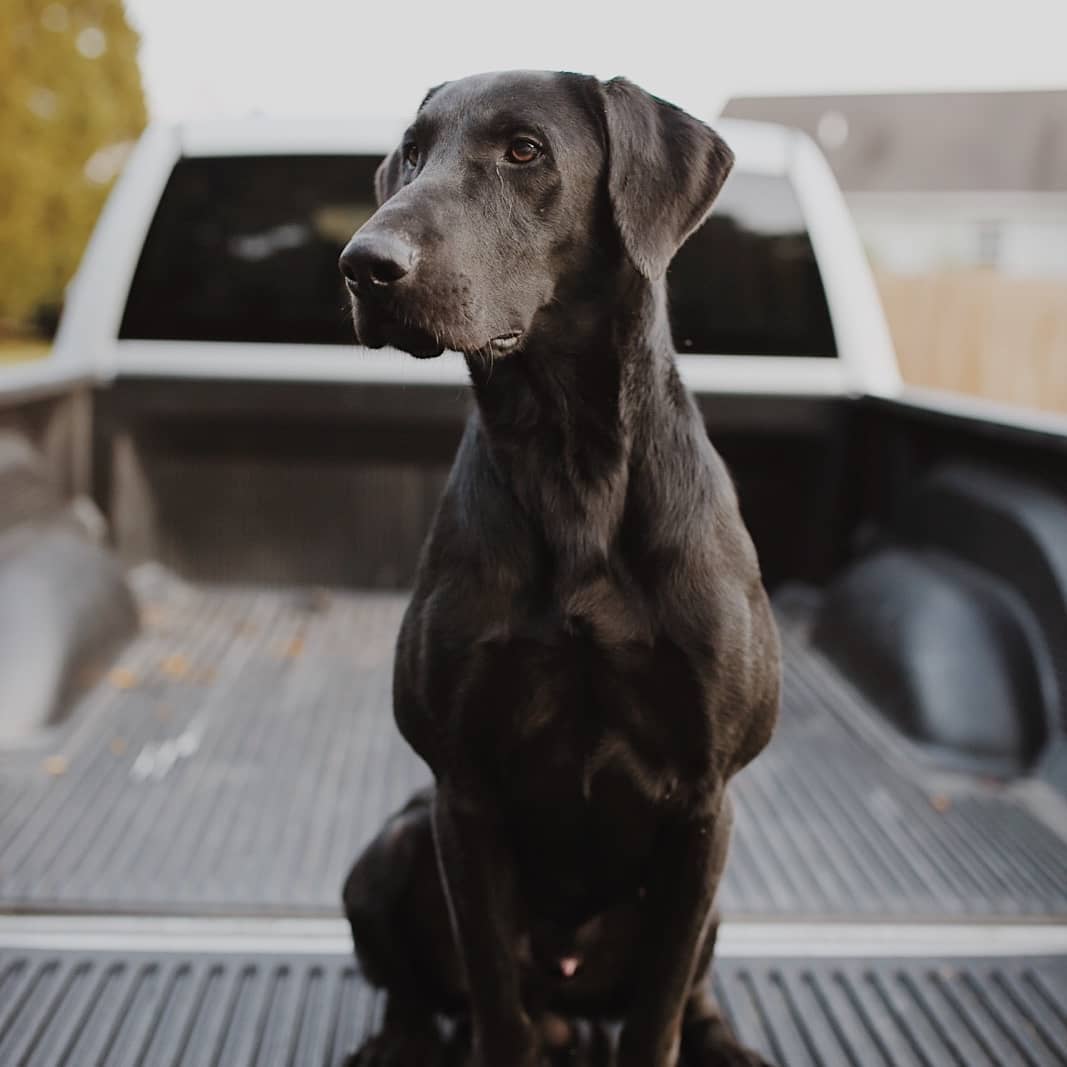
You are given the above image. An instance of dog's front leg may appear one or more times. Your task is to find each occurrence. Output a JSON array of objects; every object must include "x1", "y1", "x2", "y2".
[
  {"x1": 433, "y1": 786, "x2": 539, "y2": 1067},
  {"x1": 618, "y1": 793, "x2": 734, "y2": 1067}
]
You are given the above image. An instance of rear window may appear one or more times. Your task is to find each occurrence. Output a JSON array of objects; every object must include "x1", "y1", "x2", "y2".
[
  {"x1": 669, "y1": 173, "x2": 837, "y2": 357},
  {"x1": 120, "y1": 156, "x2": 837, "y2": 357},
  {"x1": 120, "y1": 156, "x2": 376, "y2": 345}
]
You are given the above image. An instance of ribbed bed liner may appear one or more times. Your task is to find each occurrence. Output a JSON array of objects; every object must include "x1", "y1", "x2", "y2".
[
  {"x1": 1, "y1": 568, "x2": 1065, "y2": 919},
  {"x1": 1, "y1": 947, "x2": 1064, "y2": 1067}
]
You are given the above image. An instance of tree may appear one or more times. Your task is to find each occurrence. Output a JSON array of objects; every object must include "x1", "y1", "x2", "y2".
[{"x1": 0, "y1": 0, "x2": 147, "y2": 333}]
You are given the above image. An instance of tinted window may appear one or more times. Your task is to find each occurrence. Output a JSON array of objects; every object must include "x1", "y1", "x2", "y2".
[
  {"x1": 121, "y1": 156, "x2": 377, "y2": 344},
  {"x1": 668, "y1": 173, "x2": 836, "y2": 357},
  {"x1": 122, "y1": 157, "x2": 836, "y2": 357}
]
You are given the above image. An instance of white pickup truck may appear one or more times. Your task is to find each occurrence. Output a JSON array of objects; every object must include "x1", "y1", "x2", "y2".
[{"x1": 0, "y1": 116, "x2": 1065, "y2": 1067}]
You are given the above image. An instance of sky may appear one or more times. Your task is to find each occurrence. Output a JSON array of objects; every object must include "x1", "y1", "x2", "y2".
[{"x1": 125, "y1": 0, "x2": 1067, "y2": 122}]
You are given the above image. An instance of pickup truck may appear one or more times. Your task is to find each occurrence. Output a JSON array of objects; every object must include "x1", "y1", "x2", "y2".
[{"x1": 1, "y1": 115, "x2": 1065, "y2": 1067}]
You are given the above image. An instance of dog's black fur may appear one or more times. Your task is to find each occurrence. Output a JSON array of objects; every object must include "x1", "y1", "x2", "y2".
[{"x1": 339, "y1": 71, "x2": 780, "y2": 1067}]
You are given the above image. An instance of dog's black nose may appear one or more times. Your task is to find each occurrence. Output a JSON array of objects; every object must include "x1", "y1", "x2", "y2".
[{"x1": 339, "y1": 233, "x2": 416, "y2": 290}]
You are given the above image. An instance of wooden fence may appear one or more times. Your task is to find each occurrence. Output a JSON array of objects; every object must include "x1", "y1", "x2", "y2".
[{"x1": 875, "y1": 269, "x2": 1067, "y2": 415}]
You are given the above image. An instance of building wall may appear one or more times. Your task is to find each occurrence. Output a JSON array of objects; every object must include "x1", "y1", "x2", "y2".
[
  {"x1": 842, "y1": 193, "x2": 1067, "y2": 415},
  {"x1": 875, "y1": 267, "x2": 1067, "y2": 415},
  {"x1": 848, "y1": 193, "x2": 1067, "y2": 278}
]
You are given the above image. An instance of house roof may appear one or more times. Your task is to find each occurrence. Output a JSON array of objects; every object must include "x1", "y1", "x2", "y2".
[{"x1": 721, "y1": 90, "x2": 1067, "y2": 194}]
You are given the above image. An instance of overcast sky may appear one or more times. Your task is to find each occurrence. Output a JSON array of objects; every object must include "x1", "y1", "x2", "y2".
[{"x1": 126, "y1": 0, "x2": 1066, "y2": 122}]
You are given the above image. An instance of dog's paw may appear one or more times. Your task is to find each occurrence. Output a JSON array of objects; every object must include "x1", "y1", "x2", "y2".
[
  {"x1": 440, "y1": 1021, "x2": 550, "y2": 1067},
  {"x1": 688, "y1": 1051, "x2": 775, "y2": 1067},
  {"x1": 681, "y1": 1017, "x2": 776, "y2": 1067},
  {"x1": 549, "y1": 1020, "x2": 614, "y2": 1067},
  {"x1": 344, "y1": 1029, "x2": 445, "y2": 1067}
]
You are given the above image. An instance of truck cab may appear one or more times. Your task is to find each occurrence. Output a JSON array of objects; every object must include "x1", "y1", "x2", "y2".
[{"x1": 0, "y1": 117, "x2": 1065, "y2": 1066}]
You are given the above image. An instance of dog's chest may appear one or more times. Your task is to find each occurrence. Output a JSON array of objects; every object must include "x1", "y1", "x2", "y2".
[
  {"x1": 473, "y1": 596, "x2": 710, "y2": 877},
  {"x1": 504, "y1": 708, "x2": 668, "y2": 895}
]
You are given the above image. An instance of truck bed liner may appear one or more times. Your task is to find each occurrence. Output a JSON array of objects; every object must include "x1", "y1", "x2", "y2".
[
  {"x1": 1, "y1": 946, "x2": 1064, "y2": 1067},
  {"x1": 1, "y1": 568, "x2": 1065, "y2": 920}
]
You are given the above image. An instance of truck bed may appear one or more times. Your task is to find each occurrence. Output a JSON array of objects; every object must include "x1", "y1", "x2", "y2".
[
  {"x1": 3, "y1": 570, "x2": 1067, "y2": 1066},
  {"x1": 2, "y1": 568, "x2": 1065, "y2": 921},
  {"x1": 2, "y1": 946, "x2": 1065, "y2": 1067}
]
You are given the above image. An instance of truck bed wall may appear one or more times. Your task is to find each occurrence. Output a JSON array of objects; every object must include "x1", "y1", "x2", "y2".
[{"x1": 92, "y1": 379, "x2": 851, "y2": 591}]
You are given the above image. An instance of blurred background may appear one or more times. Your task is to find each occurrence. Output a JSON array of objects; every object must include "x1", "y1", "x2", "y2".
[
  {"x1": 3, "y1": 8, "x2": 1067, "y2": 1064},
  {"x1": 2, "y1": 0, "x2": 1065, "y2": 412}
]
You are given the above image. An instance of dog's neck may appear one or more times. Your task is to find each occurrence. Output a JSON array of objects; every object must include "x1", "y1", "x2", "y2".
[
  {"x1": 464, "y1": 268, "x2": 681, "y2": 566},
  {"x1": 465, "y1": 268, "x2": 675, "y2": 459}
]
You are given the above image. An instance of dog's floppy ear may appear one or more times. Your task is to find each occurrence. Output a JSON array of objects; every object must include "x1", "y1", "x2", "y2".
[
  {"x1": 600, "y1": 77, "x2": 734, "y2": 279},
  {"x1": 374, "y1": 148, "x2": 402, "y2": 207}
]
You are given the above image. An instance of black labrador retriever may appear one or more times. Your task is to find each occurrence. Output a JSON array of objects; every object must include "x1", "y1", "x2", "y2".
[{"x1": 339, "y1": 71, "x2": 780, "y2": 1067}]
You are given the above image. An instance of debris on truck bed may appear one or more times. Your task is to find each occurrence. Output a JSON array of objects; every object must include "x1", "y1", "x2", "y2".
[{"x1": 2, "y1": 568, "x2": 1065, "y2": 921}]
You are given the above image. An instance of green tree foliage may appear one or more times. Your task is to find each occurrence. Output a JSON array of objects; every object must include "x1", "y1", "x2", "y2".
[{"x1": 1, "y1": 0, "x2": 146, "y2": 332}]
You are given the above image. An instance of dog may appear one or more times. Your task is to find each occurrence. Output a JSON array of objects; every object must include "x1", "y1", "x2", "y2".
[{"x1": 339, "y1": 71, "x2": 780, "y2": 1067}]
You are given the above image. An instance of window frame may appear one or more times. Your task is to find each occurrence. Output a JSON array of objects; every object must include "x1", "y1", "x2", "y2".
[{"x1": 59, "y1": 118, "x2": 898, "y2": 397}]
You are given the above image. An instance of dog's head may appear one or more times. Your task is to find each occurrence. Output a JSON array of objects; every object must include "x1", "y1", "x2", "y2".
[{"x1": 340, "y1": 71, "x2": 733, "y2": 359}]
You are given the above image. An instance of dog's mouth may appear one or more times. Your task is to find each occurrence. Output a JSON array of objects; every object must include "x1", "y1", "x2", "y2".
[
  {"x1": 350, "y1": 287, "x2": 525, "y2": 361},
  {"x1": 371, "y1": 322, "x2": 444, "y2": 360},
  {"x1": 488, "y1": 330, "x2": 523, "y2": 356},
  {"x1": 350, "y1": 301, "x2": 444, "y2": 359}
]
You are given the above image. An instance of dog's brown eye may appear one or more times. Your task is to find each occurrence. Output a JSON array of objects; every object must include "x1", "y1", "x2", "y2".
[
  {"x1": 403, "y1": 144, "x2": 419, "y2": 169},
  {"x1": 506, "y1": 138, "x2": 541, "y2": 164}
]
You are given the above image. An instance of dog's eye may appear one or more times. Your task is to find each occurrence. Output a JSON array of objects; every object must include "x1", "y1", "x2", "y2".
[
  {"x1": 403, "y1": 143, "x2": 419, "y2": 169},
  {"x1": 506, "y1": 138, "x2": 542, "y2": 164}
]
